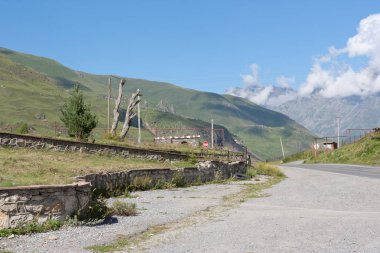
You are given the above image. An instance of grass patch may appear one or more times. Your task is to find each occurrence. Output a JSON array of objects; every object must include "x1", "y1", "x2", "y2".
[
  {"x1": 285, "y1": 132, "x2": 380, "y2": 166},
  {"x1": 0, "y1": 219, "x2": 62, "y2": 237},
  {"x1": 247, "y1": 163, "x2": 285, "y2": 178},
  {"x1": 86, "y1": 224, "x2": 169, "y2": 253},
  {"x1": 109, "y1": 201, "x2": 137, "y2": 216},
  {"x1": 0, "y1": 147, "x2": 188, "y2": 187}
]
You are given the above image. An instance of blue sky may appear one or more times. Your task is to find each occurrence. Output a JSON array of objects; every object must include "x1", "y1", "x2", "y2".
[{"x1": 1, "y1": 0, "x2": 380, "y2": 93}]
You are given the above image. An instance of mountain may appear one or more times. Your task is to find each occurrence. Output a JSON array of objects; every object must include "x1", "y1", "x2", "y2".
[
  {"x1": 0, "y1": 47, "x2": 314, "y2": 159},
  {"x1": 273, "y1": 95, "x2": 380, "y2": 138}
]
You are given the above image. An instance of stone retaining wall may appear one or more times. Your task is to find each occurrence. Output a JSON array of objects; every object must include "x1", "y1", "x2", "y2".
[
  {"x1": 0, "y1": 182, "x2": 91, "y2": 229},
  {"x1": 0, "y1": 132, "x2": 188, "y2": 161},
  {"x1": 0, "y1": 161, "x2": 246, "y2": 229},
  {"x1": 80, "y1": 161, "x2": 246, "y2": 196}
]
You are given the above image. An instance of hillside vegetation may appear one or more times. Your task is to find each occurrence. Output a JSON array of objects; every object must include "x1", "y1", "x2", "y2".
[
  {"x1": 0, "y1": 47, "x2": 314, "y2": 159},
  {"x1": 286, "y1": 131, "x2": 380, "y2": 166}
]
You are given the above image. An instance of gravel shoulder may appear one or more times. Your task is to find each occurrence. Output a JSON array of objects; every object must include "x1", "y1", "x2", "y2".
[
  {"x1": 1, "y1": 179, "x2": 262, "y2": 253},
  {"x1": 130, "y1": 165, "x2": 380, "y2": 253}
]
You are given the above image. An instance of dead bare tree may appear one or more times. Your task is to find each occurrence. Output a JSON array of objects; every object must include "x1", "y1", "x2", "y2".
[
  {"x1": 110, "y1": 79, "x2": 126, "y2": 136},
  {"x1": 120, "y1": 89, "x2": 141, "y2": 139}
]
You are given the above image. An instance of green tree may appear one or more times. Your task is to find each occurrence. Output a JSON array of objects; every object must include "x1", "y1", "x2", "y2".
[{"x1": 60, "y1": 85, "x2": 97, "y2": 141}]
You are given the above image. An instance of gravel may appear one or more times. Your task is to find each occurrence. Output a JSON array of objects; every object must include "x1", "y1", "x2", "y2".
[
  {"x1": 0, "y1": 182, "x2": 245, "y2": 253},
  {"x1": 133, "y1": 165, "x2": 380, "y2": 253}
]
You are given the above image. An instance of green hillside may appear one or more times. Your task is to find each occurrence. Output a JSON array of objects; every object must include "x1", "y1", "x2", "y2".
[
  {"x1": 289, "y1": 131, "x2": 380, "y2": 166},
  {"x1": 0, "y1": 47, "x2": 314, "y2": 159}
]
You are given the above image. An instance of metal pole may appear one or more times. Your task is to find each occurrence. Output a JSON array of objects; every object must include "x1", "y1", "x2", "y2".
[
  {"x1": 107, "y1": 77, "x2": 111, "y2": 134},
  {"x1": 280, "y1": 136, "x2": 285, "y2": 160},
  {"x1": 337, "y1": 116, "x2": 341, "y2": 148},
  {"x1": 211, "y1": 119, "x2": 214, "y2": 149},
  {"x1": 137, "y1": 94, "x2": 141, "y2": 143}
]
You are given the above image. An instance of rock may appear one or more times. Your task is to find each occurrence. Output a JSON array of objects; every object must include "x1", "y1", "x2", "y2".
[
  {"x1": 46, "y1": 235, "x2": 59, "y2": 240},
  {"x1": 7, "y1": 234, "x2": 15, "y2": 239}
]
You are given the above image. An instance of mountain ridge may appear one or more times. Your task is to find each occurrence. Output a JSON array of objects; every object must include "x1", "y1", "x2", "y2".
[{"x1": 0, "y1": 47, "x2": 314, "y2": 159}]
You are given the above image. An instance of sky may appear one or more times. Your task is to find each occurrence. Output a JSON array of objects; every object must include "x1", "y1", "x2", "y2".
[{"x1": 1, "y1": 0, "x2": 380, "y2": 96}]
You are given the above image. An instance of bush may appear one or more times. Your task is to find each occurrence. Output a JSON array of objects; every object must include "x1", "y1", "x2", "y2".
[
  {"x1": 254, "y1": 163, "x2": 285, "y2": 177},
  {"x1": 171, "y1": 172, "x2": 186, "y2": 187},
  {"x1": 128, "y1": 176, "x2": 153, "y2": 191},
  {"x1": 79, "y1": 197, "x2": 109, "y2": 221},
  {"x1": 187, "y1": 153, "x2": 197, "y2": 165},
  {"x1": 0, "y1": 219, "x2": 62, "y2": 237},
  {"x1": 109, "y1": 201, "x2": 137, "y2": 216},
  {"x1": 17, "y1": 122, "x2": 29, "y2": 134}
]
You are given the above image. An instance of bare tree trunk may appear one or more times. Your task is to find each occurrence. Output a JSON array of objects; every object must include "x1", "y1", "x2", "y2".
[
  {"x1": 120, "y1": 89, "x2": 141, "y2": 139},
  {"x1": 110, "y1": 79, "x2": 126, "y2": 136}
]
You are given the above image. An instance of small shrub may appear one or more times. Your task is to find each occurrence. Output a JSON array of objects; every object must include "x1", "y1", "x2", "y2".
[
  {"x1": 80, "y1": 197, "x2": 109, "y2": 221},
  {"x1": 0, "y1": 219, "x2": 62, "y2": 237},
  {"x1": 171, "y1": 172, "x2": 186, "y2": 187},
  {"x1": 124, "y1": 190, "x2": 138, "y2": 198},
  {"x1": 246, "y1": 167, "x2": 257, "y2": 178},
  {"x1": 109, "y1": 201, "x2": 137, "y2": 216},
  {"x1": 254, "y1": 163, "x2": 285, "y2": 178},
  {"x1": 187, "y1": 153, "x2": 197, "y2": 165},
  {"x1": 128, "y1": 176, "x2": 153, "y2": 191},
  {"x1": 153, "y1": 178, "x2": 166, "y2": 190},
  {"x1": 213, "y1": 170, "x2": 224, "y2": 183},
  {"x1": 17, "y1": 122, "x2": 29, "y2": 134}
]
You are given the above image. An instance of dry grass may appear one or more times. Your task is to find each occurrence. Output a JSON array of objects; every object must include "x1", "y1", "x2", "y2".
[
  {"x1": 247, "y1": 162, "x2": 286, "y2": 178},
  {"x1": 0, "y1": 147, "x2": 185, "y2": 187}
]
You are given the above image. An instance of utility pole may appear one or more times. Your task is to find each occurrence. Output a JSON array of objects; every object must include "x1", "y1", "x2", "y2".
[
  {"x1": 137, "y1": 93, "x2": 141, "y2": 143},
  {"x1": 211, "y1": 119, "x2": 214, "y2": 149},
  {"x1": 280, "y1": 136, "x2": 285, "y2": 160},
  {"x1": 107, "y1": 77, "x2": 111, "y2": 134},
  {"x1": 337, "y1": 116, "x2": 341, "y2": 148}
]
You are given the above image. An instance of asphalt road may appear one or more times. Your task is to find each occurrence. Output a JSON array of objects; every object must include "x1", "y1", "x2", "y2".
[
  {"x1": 131, "y1": 164, "x2": 380, "y2": 253},
  {"x1": 281, "y1": 163, "x2": 380, "y2": 179}
]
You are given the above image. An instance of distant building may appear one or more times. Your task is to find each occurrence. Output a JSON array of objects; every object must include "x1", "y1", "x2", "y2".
[{"x1": 154, "y1": 135, "x2": 201, "y2": 147}]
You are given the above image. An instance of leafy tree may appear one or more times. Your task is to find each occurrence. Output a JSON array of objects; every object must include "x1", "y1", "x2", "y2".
[{"x1": 60, "y1": 85, "x2": 97, "y2": 141}]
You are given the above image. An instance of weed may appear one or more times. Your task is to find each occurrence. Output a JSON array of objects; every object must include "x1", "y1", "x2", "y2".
[
  {"x1": 171, "y1": 172, "x2": 186, "y2": 187},
  {"x1": 128, "y1": 176, "x2": 153, "y2": 191},
  {"x1": 123, "y1": 190, "x2": 138, "y2": 198},
  {"x1": 109, "y1": 201, "x2": 137, "y2": 216},
  {"x1": 16, "y1": 122, "x2": 29, "y2": 134},
  {"x1": 250, "y1": 163, "x2": 285, "y2": 177},
  {"x1": 0, "y1": 219, "x2": 62, "y2": 237}
]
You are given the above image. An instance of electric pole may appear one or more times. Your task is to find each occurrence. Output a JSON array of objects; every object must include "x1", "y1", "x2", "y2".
[
  {"x1": 211, "y1": 119, "x2": 214, "y2": 149},
  {"x1": 280, "y1": 136, "x2": 285, "y2": 160},
  {"x1": 107, "y1": 77, "x2": 111, "y2": 133},
  {"x1": 137, "y1": 93, "x2": 141, "y2": 143},
  {"x1": 337, "y1": 116, "x2": 341, "y2": 148}
]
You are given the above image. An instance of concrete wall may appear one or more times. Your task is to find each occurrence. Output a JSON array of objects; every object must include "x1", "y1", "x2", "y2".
[
  {"x1": 0, "y1": 132, "x2": 188, "y2": 161},
  {"x1": 0, "y1": 182, "x2": 91, "y2": 229}
]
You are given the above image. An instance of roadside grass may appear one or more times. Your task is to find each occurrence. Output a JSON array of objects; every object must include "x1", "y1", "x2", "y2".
[
  {"x1": 0, "y1": 147, "x2": 188, "y2": 187},
  {"x1": 284, "y1": 132, "x2": 380, "y2": 166},
  {"x1": 0, "y1": 219, "x2": 62, "y2": 237},
  {"x1": 247, "y1": 162, "x2": 286, "y2": 178},
  {"x1": 108, "y1": 201, "x2": 137, "y2": 216},
  {"x1": 86, "y1": 224, "x2": 169, "y2": 253}
]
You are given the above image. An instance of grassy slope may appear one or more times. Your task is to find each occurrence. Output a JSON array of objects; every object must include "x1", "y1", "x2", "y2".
[
  {"x1": 287, "y1": 132, "x2": 380, "y2": 166},
  {"x1": 0, "y1": 147, "x2": 192, "y2": 187},
  {"x1": 0, "y1": 47, "x2": 314, "y2": 159}
]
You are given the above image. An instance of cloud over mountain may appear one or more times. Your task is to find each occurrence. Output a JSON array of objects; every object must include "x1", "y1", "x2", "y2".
[{"x1": 227, "y1": 13, "x2": 380, "y2": 105}]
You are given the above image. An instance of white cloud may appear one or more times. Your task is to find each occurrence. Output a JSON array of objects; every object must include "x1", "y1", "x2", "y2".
[
  {"x1": 241, "y1": 64, "x2": 261, "y2": 87},
  {"x1": 299, "y1": 13, "x2": 380, "y2": 98},
  {"x1": 227, "y1": 13, "x2": 380, "y2": 105}
]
